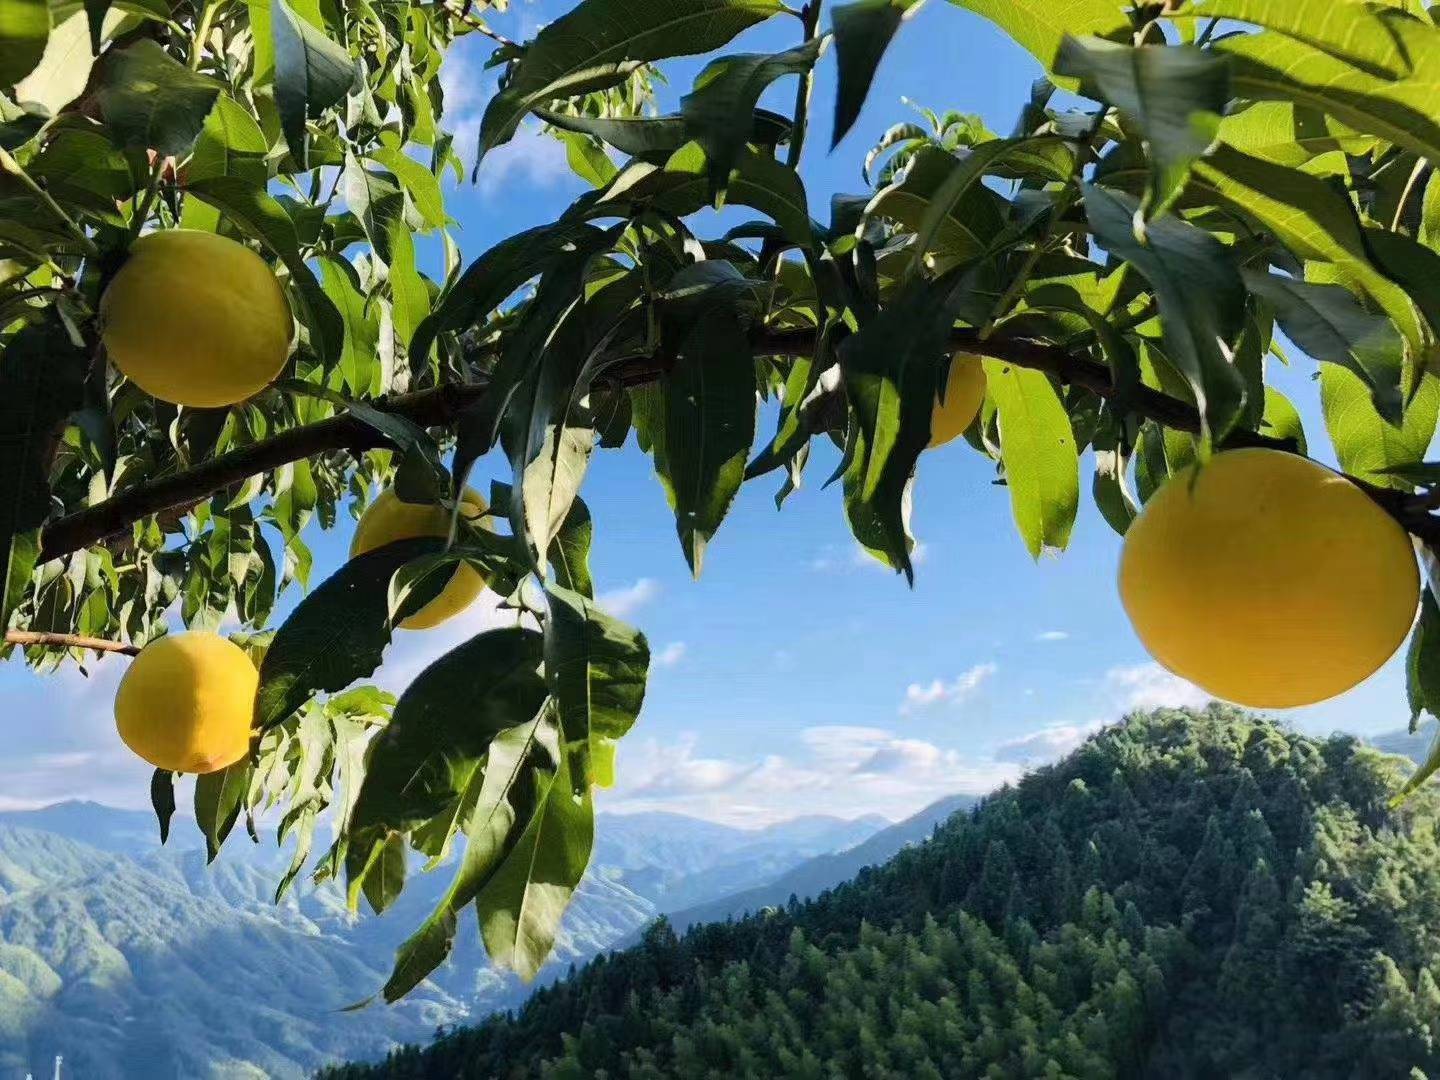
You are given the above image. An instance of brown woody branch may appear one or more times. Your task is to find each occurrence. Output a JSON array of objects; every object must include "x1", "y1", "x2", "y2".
[
  {"x1": 34, "y1": 329, "x2": 1440, "y2": 562},
  {"x1": 5, "y1": 630, "x2": 140, "y2": 656}
]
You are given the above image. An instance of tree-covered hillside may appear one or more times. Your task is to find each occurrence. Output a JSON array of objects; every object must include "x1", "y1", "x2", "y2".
[{"x1": 321, "y1": 707, "x2": 1440, "y2": 1079}]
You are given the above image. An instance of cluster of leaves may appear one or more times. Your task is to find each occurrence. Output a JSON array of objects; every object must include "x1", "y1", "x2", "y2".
[
  {"x1": 319, "y1": 706, "x2": 1440, "y2": 1077},
  {"x1": 6, "y1": 0, "x2": 1440, "y2": 996}
]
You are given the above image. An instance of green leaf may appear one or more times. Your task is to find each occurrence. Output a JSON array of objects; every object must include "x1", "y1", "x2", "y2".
[
  {"x1": 601, "y1": 143, "x2": 815, "y2": 249},
  {"x1": 1217, "y1": 17, "x2": 1440, "y2": 168},
  {"x1": 1362, "y1": 229, "x2": 1440, "y2": 349},
  {"x1": 549, "y1": 496, "x2": 595, "y2": 598},
  {"x1": 831, "y1": 0, "x2": 924, "y2": 148},
  {"x1": 317, "y1": 256, "x2": 381, "y2": 395},
  {"x1": 544, "y1": 584, "x2": 650, "y2": 789},
  {"x1": 272, "y1": 0, "x2": 355, "y2": 169},
  {"x1": 1408, "y1": 587, "x2": 1440, "y2": 732},
  {"x1": 409, "y1": 221, "x2": 610, "y2": 366},
  {"x1": 477, "y1": 0, "x2": 786, "y2": 161},
  {"x1": 1261, "y1": 385, "x2": 1307, "y2": 454},
  {"x1": 0, "y1": 318, "x2": 86, "y2": 634},
  {"x1": 368, "y1": 138, "x2": 448, "y2": 230},
  {"x1": 0, "y1": 0, "x2": 49, "y2": 87},
  {"x1": 185, "y1": 176, "x2": 345, "y2": 368},
  {"x1": 1193, "y1": 146, "x2": 1425, "y2": 356},
  {"x1": 909, "y1": 136, "x2": 1073, "y2": 268},
  {"x1": 680, "y1": 38, "x2": 823, "y2": 198},
  {"x1": 194, "y1": 759, "x2": 254, "y2": 862},
  {"x1": 149, "y1": 768, "x2": 175, "y2": 844},
  {"x1": 1322, "y1": 367, "x2": 1440, "y2": 490},
  {"x1": 839, "y1": 271, "x2": 974, "y2": 578},
  {"x1": 946, "y1": 0, "x2": 1129, "y2": 92},
  {"x1": 1242, "y1": 270, "x2": 1403, "y2": 425},
  {"x1": 343, "y1": 157, "x2": 404, "y2": 264},
  {"x1": 647, "y1": 280, "x2": 758, "y2": 574},
  {"x1": 94, "y1": 39, "x2": 221, "y2": 156},
  {"x1": 1083, "y1": 184, "x2": 1246, "y2": 442},
  {"x1": 181, "y1": 94, "x2": 269, "y2": 230},
  {"x1": 381, "y1": 714, "x2": 553, "y2": 1001},
  {"x1": 557, "y1": 128, "x2": 620, "y2": 188},
  {"x1": 386, "y1": 218, "x2": 431, "y2": 346},
  {"x1": 1181, "y1": 0, "x2": 1410, "y2": 78},
  {"x1": 359, "y1": 830, "x2": 407, "y2": 915},
  {"x1": 1216, "y1": 101, "x2": 1376, "y2": 169},
  {"x1": 864, "y1": 145, "x2": 1006, "y2": 265},
  {"x1": 538, "y1": 105, "x2": 790, "y2": 160},
  {"x1": 476, "y1": 747, "x2": 593, "y2": 982},
  {"x1": 1055, "y1": 37, "x2": 1228, "y2": 213},
  {"x1": 253, "y1": 537, "x2": 446, "y2": 731},
  {"x1": 349, "y1": 627, "x2": 547, "y2": 838},
  {"x1": 984, "y1": 359, "x2": 1079, "y2": 558}
]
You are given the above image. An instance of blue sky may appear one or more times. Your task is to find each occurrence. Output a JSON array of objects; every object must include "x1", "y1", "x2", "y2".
[{"x1": 0, "y1": 0, "x2": 1415, "y2": 826}]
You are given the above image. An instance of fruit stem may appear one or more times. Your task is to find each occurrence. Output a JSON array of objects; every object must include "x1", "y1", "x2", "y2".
[
  {"x1": 0, "y1": 147, "x2": 100, "y2": 259},
  {"x1": 128, "y1": 159, "x2": 167, "y2": 240}
]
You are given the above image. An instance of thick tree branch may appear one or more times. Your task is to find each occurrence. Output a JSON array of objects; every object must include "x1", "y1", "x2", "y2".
[
  {"x1": 38, "y1": 382, "x2": 491, "y2": 562},
  {"x1": 35, "y1": 329, "x2": 1440, "y2": 561},
  {"x1": 5, "y1": 630, "x2": 140, "y2": 656}
]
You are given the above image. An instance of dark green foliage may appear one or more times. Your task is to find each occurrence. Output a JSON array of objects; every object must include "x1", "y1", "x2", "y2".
[{"x1": 320, "y1": 707, "x2": 1440, "y2": 1078}]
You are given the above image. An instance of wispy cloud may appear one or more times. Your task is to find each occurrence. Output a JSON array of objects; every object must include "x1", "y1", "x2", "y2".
[
  {"x1": 605, "y1": 724, "x2": 1019, "y2": 826},
  {"x1": 995, "y1": 720, "x2": 1107, "y2": 765},
  {"x1": 1035, "y1": 630, "x2": 1069, "y2": 642},
  {"x1": 1106, "y1": 662, "x2": 1210, "y2": 711},
  {"x1": 655, "y1": 642, "x2": 687, "y2": 668},
  {"x1": 900, "y1": 662, "x2": 997, "y2": 714},
  {"x1": 597, "y1": 578, "x2": 660, "y2": 619},
  {"x1": 438, "y1": 36, "x2": 576, "y2": 197}
]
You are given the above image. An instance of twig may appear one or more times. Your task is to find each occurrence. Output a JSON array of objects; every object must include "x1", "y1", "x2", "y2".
[{"x1": 5, "y1": 630, "x2": 140, "y2": 656}]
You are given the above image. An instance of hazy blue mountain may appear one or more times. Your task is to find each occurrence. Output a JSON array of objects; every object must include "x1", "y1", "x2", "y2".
[
  {"x1": 1367, "y1": 721, "x2": 1437, "y2": 765},
  {"x1": 0, "y1": 801, "x2": 888, "y2": 1078},
  {"x1": 661, "y1": 793, "x2": 978, "y2": 934}
]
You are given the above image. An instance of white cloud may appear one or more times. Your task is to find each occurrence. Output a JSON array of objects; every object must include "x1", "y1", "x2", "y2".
[
  {"x1": 995, "y1": 720, "x2": 1107, "y2": 765},
  {"x1": 900, "y1": 662, "x2": 997, "y2": 714},
  {"x1": 1106, "y1": 662, "x2": 1211, "y2": 711},
  {"x1": 603, "y1": 724, "x2": 1019, "y2": 826},
  {"x1": 1035, "y1": 630, "x2": 1069, "y2": 642},
  {"x1": 613, "y1": 734, "x2": 758, "y2": 798},
  {"x1": 474, "y1": 122, "x2": 574, "y2": 194},
  {"x1": 437, "y1": 36, "x2": 575, "y2": 198},
  {"x1": 596, "y1": 578, "x2": 660, "y2": 619},
  {"x1": 655, "y1": 642, "x2": 687, "y2": 668}
]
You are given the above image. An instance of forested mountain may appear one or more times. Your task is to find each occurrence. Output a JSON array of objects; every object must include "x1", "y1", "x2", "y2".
[
  {"x1": 0, "y1": 805, "x2": 884, "y2": 1078},
  {"x1": 322, "y1": 706, "x2": 1440, "y2": 1079}
]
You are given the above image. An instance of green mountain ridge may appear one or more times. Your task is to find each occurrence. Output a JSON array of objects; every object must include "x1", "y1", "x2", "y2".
[{"x1": 320, "y1": 707, "x2": 1440, "y2": 1079}]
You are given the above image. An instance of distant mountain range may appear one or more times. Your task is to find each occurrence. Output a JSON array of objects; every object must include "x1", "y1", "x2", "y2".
[{"x1": 0, "y1": 795, "x2": 967, "y2": 1079}]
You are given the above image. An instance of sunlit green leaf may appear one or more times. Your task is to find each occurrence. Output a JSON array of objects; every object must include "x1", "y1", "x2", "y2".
[
  {"x1": 478, "y1": 0, "x2": 786, "y2": 160},
  {"x1": 1321, "y1": 367, "x2": 1440, "y2": 489}
]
